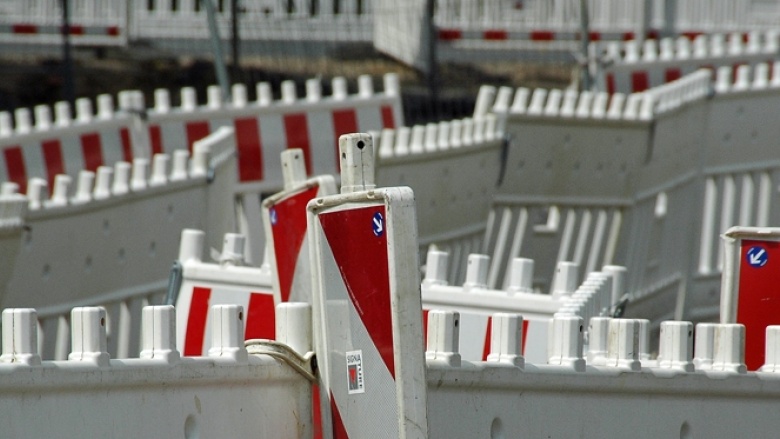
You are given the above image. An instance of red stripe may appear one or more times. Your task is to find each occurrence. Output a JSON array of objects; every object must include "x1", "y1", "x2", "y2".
[
  {"x1": 483, "y1": 29, "x2": 508, "y2": 41},
  {"x1": 422, "y1": 309, "x2": 430, "y2": 348},
  {"x1": 380, "y1": 106, "x2": 395, "y2": 129},
  {"x1": 66, "y1": 25, "x2": 84, "y2": 36},
  {"x1": 606, "y1": 73, "x2": 616, "y2": 94},
  {"x1": 332, "y1": 109, "x2": 358, "y2": 171},
  {"x1": 283, "y1": 113, "x2": 313, "y2": 175},
  {"x1": 646, "y1": 29, "x2": 660, "y2": 40},
  {"x1": 183, "y1": 286, "x2": 211, "y2": 356},
  {"x1": 622, "y1": 32, "x2": 635, "y2": 41},
  {"x1": 234, "y1": 117, "x2": 264, "y2": 182},
  {"x1": 631, "y1": 71, "x2": 650, "y2": 92},
  {"x1": 588, "y1": 31, "x2": 601, "y2": 41},
  {"x1": 665, "y1": 68, "x2": 682, "y2": 83},
  {"x1": 41, "y1": 140, "x2": 64, "y2": 188},
  {"x1": 245, "y1": 293, "x2": 276, "y2": 340},
  {"x1": 522, "y1": 320, "x2": 530, "y2": 353},
  {"x1": 4, "y1": 146, "x2": 27, "y2": 193},
  {"x1": 149, "y1": 124, "x2": 163, "y2": 155},
  {"x1": 13, "y1": 24, "x2": 37, "y2": 34},
  {"x1": 185, "y1": 121, "x2": 210, "y2": 154},
  {"x1": 530, "y1": 30, "x2": 555, "y2": 41},
  {"x1": 313, "y1": 385, "x2": 323, "y2": 439},
  {"x1": 107, "y1": 26, "x2": 120, "y2": 36},
  {"x1": 80, "y1": 133, "x2": 104, "y2": 172},
  {"x1": 438, "y1": 28, "x2": 462, "y2": 41},
  {"x1": 482, "y1": 316, "x2": 493, "y2": 361},
  {"x1": 119, "y1": 127, "x2": 133, "y2": 162},
  {"x1": 681, "y1": 31, "x2": 703, "y2": 40},
  {"x1": 330, "y1": 391, "x2": 349, "y2": 439},
  {"x1": 737, "y1": 240, "x2": 780, "y2": 370}
]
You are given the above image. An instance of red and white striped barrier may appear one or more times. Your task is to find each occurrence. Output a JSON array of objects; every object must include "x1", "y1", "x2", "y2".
[
  {"x1": 174, "y1": 229, "x2": 276, "y2": 357},
  {"x1": 309, "y1": 133, "x2": 428, "y2": 438},
  {"x1": 263, "y1": 149, "x2": 337, "y2": 305}
]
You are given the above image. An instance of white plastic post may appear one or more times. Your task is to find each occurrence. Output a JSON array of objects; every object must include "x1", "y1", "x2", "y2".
[
  {"x1": 424, "y1": 123, "x2": 438, "y2": 153},
  {"x1": 463, "y1": 254, "x2": 490, "y2": 290},
  {"x1": 449, "y1": 119, "x2": 462, "y2": 148},
  {"x1": 551, "y1": 261, "x2": 579, "y2": 297},
  {"x1": 487, "y1": 313, "x2": 524, "y2": 367},
  {"x1": 423, "y1": 247, "x2": 449, "y2": 287},
  {"x1": 473, "y1": 117, "x2": 486, "y2": 143},
  {"x1": 378, "y1": 128, "x2": 395, "y2": 159},
  {"x1": 734, "y1": 65, "x2": 751, "y2": 91},
  {"x1": 118, "y1": 90, "x2": 133, "y2": 112},
  {"x1": 660, "y1": 38, "x2": 674, "y2": 60},
  {"x1": 383, "y1": 73, "x2": 400, "y2": 97},
  {"x1": 339, "y1": 133, "x2": 375, "y2": 194},
  {"x1": 548, "y1": 314, "x2": 585, "y2": 371},
  {"x1": 170, "y1": 150, "x2": 189, "y2": 181},
  {"x1": 592, "y1": 92, "x2": 609, "y2": 118},
  {"x1": 0, "y1": 111, "x2": 11, "y2": 137},
  {"x1": 473, "y1": 85, "x2": 497, "y2": 118},
  {"x1": 14, "y1": 108, "x2": 32, "y2": 134},
  {"x1": 658, "y1": 321, "x2": 694, "y2": 372},
  {"x1": 637, "y1": 318, "x2": 651, "y2": 361},
  {"x1": 409, "y1": 125, "x2": 425, "y2": 154},
  {"x1": 26, "y1": 178, "x2": 47, "y2": 210},
  {"x1": 715, "y1": 66, "x2": 733, "y2": 93},
  {"x1": 605, "y1": 318, "x2": 641, "y2": 371},
  {"x1": 642, "y1": 39, "x2": 658, "y2": 61},
  {"x1": 602, "y1": 265, "x2": 627, "y2": 309},
  {"x1": 331, "y1": 76, "x2": 347, "y2": 100},
  {"x1": 357, "y1": 74, "x2": 373, "y2": 98},
  {"x1": 112, "y1": 161, "x2": 131, "y2": 195},
  {"x1": 761, "y1": 326, "x2": 780, "y2": 372},
  {"x1": 281, "y1": 148, "x2": 308, "y2": 190},
  {"x1": 93, "y1": 166, "x2": 113, "y2": 199},
  {"x1": 97, "y1": 94, "x2": 114, "y2": 119},
  {"x1": 306, "y1": 78, "x2": 321, "y2": 102},
  {"x1": 711, "y1": 323, "x2": 746, "y2": 373},
  {"x1": 150, "y1": 153, "x2": 169, "y2": 186},
  {"x1": 753, "y1": 63, "x2": 770, "y2": 90},
  {"x1": 693, "y1": 322, "x2": 717, "y2": 370},
  {"x1": 544, "y1": 89, "x2": 563, "y2": 116},
  {"x1": 72, "y1": 171, "x2": 95, "y2": 204},
  {"x1": 510, "y1": 87, "x2": 530, "y2": 114},
  {"x1": 560, "y1": 89, "x2": 577, "y2": 117},
  {"x1": 281, "y1": 80, "x2": 297, "y2": 104},
  {"x1": 587, "y1": 316, "x2": 610, "y2": 365},
  {"x1": 606, "y1": 93, "x2": 625, "y2": 119},
  {"x1": 676, "y1": 36, "x2": 691, "y2": 59},
  {"x1": 276, "y1": 302, "x2": 312, "y2": 355},
  {"x1": 575, "y1": 91, "x2": 593, "y2": 118},
  {"x1": 76, "y1": 97, "x2": 93, "y2": 123},
  {"x1": 256, "y1": 82, "x2": 272, "y2": 106},
  {"x1": 394, "y1": 126, "x2": 410, "y2": 156},
  {"x1": 207, "y1": 85, "x2": 222, "y2": 109},
  {"x1": 425, "y1": 310, "x2": 461, "y2": 367},
  {"x1": 140, "y1": 305, "x2": 179, "y2": 362},
  {"x1": 624, "y1": 40, "x2": 639, "y2": 62},
  {"x1": 437, "y1": 121, "x2": 450, "y2": 150},
  {"x1": 461, "y1": 118, "x2": 474, "y2": 145},
  {"x1": 154, "y1": 88, "x2": 171, "y2": 113},
  {"x1": 34, "y1": 105, "x2": 52, "y2": 131},
  {"x1": 207, "y1": 305, "x2": 248, "y2": 362},
  {"x1": 220, "y1": 233, "x2": 245, "y2": 266},
  {"x1": 178, "y1": 229, "x2": 205, "y2": 263},
  {"x1": 1, "y1": 182, "x2": 18, "y2": 196},
  {"x1": 527, "y1": 88, "x2": 547, "y2": 115},
  {"x1": 0, "y1": 308, "x2": 41, "y2": 365},
  {"x1": 54, "y1": 101, "x2": 71, "y2": 127},
  {"x1": 131, "y1": 158, "x2": 149, "y2": 191},
  {"x1": 506, "y1": 258, "x2": 534, "y2": 294},
  {"x1": 231, "y1": 83, "x2": 247, "y2": 108},
  {"x1": 181, "y1": 87, "x2": 197, "y2": 111},
  {"x1": 48, "y1": 174, "x2": 72, "y2": 207},
  {"x1": 69, "y1": 306, "x2": 110, "y2": 366}
]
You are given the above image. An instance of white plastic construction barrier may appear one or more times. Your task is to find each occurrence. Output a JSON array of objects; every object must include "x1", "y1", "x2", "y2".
[
  {"x1": 174, "y1": 229, "x2": 276, "y2": 357},
  {"x1": 263, "y1": 149, "x2": 337, "y2": 305},
  {"x1": 309, "y1": 133, "x2": 428, "y2": 438},
  {"x1": 720, "y1": 226, "x2": 780, "y2": 371},
  {"x1": 0, "y1": 305, "x2": 313, "y2": 437},
  {"x1": 599, "y1": 32, "x2": 779, "y2": 94}
]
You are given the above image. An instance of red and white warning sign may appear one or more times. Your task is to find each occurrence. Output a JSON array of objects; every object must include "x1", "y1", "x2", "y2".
[
  {"x1": 309, "y1": 133, "x2": 428, "y2": 439},
  {"x1": 721, "y1": 226, "x2": 780, "y2": 370},
  {"x1": 263, "y1": 149, "x2": 337, "y2": 305}
]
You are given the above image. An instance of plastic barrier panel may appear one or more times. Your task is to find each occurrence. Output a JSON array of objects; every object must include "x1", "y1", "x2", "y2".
[
  {"x1": 174, "y1": 230, "x2": 276, "y2": 356},
  {"x1": 263, "y1": 149, "x2": 337, "y2": 305},
  {"x1": 309, "y1": 133, "x2": 427, "y2": 439},
  {"x1": 721, "y1": 226, "x2": 780, "y2": 371}
]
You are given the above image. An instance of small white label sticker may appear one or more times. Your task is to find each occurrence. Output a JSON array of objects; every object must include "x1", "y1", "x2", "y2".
[{"x1": 346, "y1": 350, "x2": 365, "y2": 394}]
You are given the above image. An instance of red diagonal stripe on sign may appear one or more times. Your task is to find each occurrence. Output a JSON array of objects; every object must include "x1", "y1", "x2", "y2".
[
  {"x1": 320, "y1": 205, "x2": 394, "y2": 378},
  {"x1": 522, "y1": 319, "x2": 530, "y2": 353},
  {"x1": 380, "y1": 105, "x2": 395, "y2": 129},
  {"x1": 186, "y1": 121, "x2": 210, "y2": 153},
  {"x1": 284, "y1": 113, "x2": 313, "y2": 175},
  {"x1": 4, "y1": 146, "x2": 27, "y2": 193},
  {"x1": 271, "y1": 185, "x2": 320, "y2": 302},
  {"x1": 482, "y1": 316, "x2": 493, "y2": 361},
  {"x1": 149, "y1": 124, "x2": 163, "y2": 155},
  {"x1": 332, "y1": 109, "x2": 357, "y2": 171},
  {"x1": 245, "y1": 292, "x2": 276, "y2": 339},
  {"x1": 234, "y1": 117, "x2": 264, "y2": 182},
  {"x1": 184, "y1": 286, "x2": 211, "y2": 356},
  {"x1": 41, "y1": 139, "x2": 64, "y2": 188},
  {"x1": 119, "y1": 127, "x2": 133, "y2": 162},
  {"x1": 80, "y1": 132, "x2": 104, "y2": 171},
  {"x1": 631, "y1": 71, "x2": 649, "y2": 92}
]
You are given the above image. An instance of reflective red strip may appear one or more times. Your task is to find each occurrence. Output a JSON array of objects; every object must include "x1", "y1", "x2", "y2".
[
  {"x1": 622, "y1": 32, "x2": 635, "y2": 41},
  {"x1": 234, "y1": 117, "x2": 263, "y2": 182},
  {"x1": 184, "y1": 287, "x2": 211, "y2": 356},
  {"x1": 530, "y1": 30, "x2": 555, "y2": 41},
  {"x1": 631, "y1": 71, "x2": 650, "y2": 92},
  {"x1": 66, "y1": 25, "x2": 84, "y2": 36},
  {"x1": 332, "y1": 109, "x2": 358, "y2": 171},
  {"x1": 482, "y1": 316, "x2": 493, "y2": 361},
  {"x1": 80, "y1": 132, "x2": 104, "y2": 172},
  {"x1": 483, "y1": 29, "x2": 508, "y2": 41},
  {"x1": 665, "y1": 68, "x2": 682, "y2": 83},
  {"x1": 149, "y1": 124, "x2": 163, "y2": 155},
  {"x1": 522, "y1": 320, "x2": 530, "y2": 353},
  {"x1": 107, "y1": 26, "x2": 120, "y2": 36},
  {"x1": 681, "y1": 31, "x2": 703, "y2": 40},
  {"x1": 380, "y1": 105, "x2": 395, "y2": 129},
  {"x1": 422, "y1": 309, "x2": 430, "y2": 347},
  {"x1": 588, "y1": 31, "x2": 601, "y2": 41},
  {"x1": 606, "y1": 73, "x2": 616, "y2": 94},
  {"x1": 3, "y1": 146, "x2": 27, "y2": 194},
  {"x1": 330, "y1": 391, "x2": 349, "y2": 439},
  {"x1": 185, "y1": 121, "x2": 210, "y2": 153},
  {"x1": 119, "y1": 127, "x2": 133, "y2": 162},
  {"x1": 13, "y1": 24, "x2": 37, "y2": 34},
  {"x1": 41, "y1": 140, "x2": 64, "y2": 188},
  {"x1": 283, "y1": 113, "x2": 313, "y2": 175},
  {"x1": 438, "y1": 28, "x2": 462, "y2": 41},
  {"x1": 245, "y1": 293, "x2": 275, "y2": 340}
]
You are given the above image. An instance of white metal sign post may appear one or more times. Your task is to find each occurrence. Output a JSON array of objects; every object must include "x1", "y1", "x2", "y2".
[{"x1": 308, "y1": 133, "x2": 428, "y2": 439}]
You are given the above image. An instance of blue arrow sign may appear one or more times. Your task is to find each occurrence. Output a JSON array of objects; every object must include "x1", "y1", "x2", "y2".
[
  {"x1": 747, "y1": 245, "x2": 768, "y2": 268},
  {"x1": 269, "y1": 208, "x2": 278, "y2": 226},
  {"x1": 372, "y1": 212, "x2": 384, "y2": 237}
]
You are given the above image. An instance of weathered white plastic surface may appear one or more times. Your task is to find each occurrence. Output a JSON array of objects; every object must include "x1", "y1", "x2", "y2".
[
  {"x1": 262, "y1": 148, "x2": 337, "y2": 305},
  {"x1": 308, "y1": 133, "x2": 428, "y2": 438}
]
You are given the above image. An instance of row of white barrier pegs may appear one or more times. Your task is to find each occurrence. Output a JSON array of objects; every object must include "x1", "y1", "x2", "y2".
[
  {"x1": 424, "y1": 308, "x2": 773, "y2": 375},
  {"x1": 714, "y1": 61, "x2": 780, "y2": 93},
  {"x1": 375, "y1": 114, "x2": 499, "y2": 160},
  {"x1": 0, "y1": 301, "x2": 312, "y2": 366},
  {"x1": 423, "y1": 250, "x2": 535, "y2": 295},
  {"x1": 0, "y1": 73, "x2": 400, "y2": 136},
  {"x1": 603, "y1": 31, "x2": 779, "y2": 64},
  {"x1": 648, "y1": 68, "x2": 712, "y2": 114},
  {"x1": 0, "y1": 149, "x2": 197, "y2": 211}
]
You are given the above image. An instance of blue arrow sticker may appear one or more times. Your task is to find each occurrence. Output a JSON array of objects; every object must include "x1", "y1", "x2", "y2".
[
  {"x1": 269, "y1": 208, "x2": 278, "y2": 226},
  {"x1": 747, "y1": 245, "x2": 768, "y2": 268},
  {"x1": 372, "y1": 212, "x2": 384, "y2": 237}
]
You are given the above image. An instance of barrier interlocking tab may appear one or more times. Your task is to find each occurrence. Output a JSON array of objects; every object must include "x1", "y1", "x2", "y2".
[{"x1": 308, "y1": 133, "x2": 428, "y2": 438}]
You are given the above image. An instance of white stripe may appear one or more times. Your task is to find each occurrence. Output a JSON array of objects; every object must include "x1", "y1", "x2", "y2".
[
  {"x1": 257, "y1": 114, "x2": 286, "y2": 184},
  {"x1": 305, "y1": 109, "x2": 337, "y2": 176}
]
